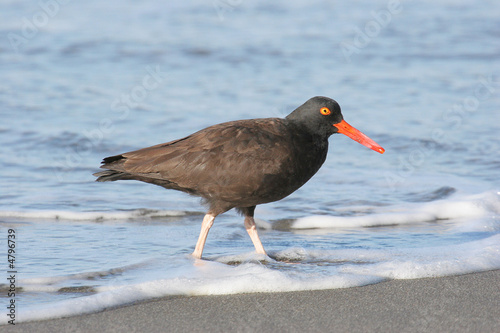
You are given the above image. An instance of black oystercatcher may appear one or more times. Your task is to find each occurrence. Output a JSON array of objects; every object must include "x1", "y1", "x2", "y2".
[{"x1": 94, "y1": 96, "x2": 384, "y2": 259}]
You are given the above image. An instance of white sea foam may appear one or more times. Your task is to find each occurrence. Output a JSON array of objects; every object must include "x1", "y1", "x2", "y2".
[
  {"x1": 0, "y1": 209, "x2": 190, "y2": 222},
  {"x1": 292, "y1": 191, "x2": 499, "y2": 229},
  {"x1": 339, "y1": 233, "x2": 500, "y2": 279},
  {"x1": 16, "y1": 259, "x2": 383, "y2": 323}
]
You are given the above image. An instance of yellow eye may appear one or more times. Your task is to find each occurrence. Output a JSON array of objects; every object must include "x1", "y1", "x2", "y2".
[{"x1": 320, "y1": 107, "x2": 331, "y2": 115}]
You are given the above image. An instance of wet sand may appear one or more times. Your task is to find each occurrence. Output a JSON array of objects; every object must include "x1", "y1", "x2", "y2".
[{"x1": 14, "y1": 270, "x2": 500, "y2": 332}]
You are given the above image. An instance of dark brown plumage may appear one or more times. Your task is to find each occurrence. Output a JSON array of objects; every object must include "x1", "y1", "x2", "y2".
[{"x1": 94, "y1": 96, "x2": 384, "y2": 258}]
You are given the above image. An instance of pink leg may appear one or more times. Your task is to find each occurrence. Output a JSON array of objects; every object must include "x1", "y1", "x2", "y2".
[
  {"x1": 244, "y1": 216, "x2": 267, "y2": 255},
  {"x1": 192, "y1": 213, "x2": 216, "y2": 259}
]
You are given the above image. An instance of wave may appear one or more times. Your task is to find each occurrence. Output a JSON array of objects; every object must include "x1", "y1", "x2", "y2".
[
  {"x1": 22, "y1": 261, "x2": 153, "y2": 287},
  {"x1": 1, "y1": 191, "x2": 498, "y2": 229},
  {"x1": 0, "y1": 208, "x2": 196, "y2": 222},
  {"x1": 292, "y1": 191, "x2": 500, "y2": 229},
  {"x1": 13, "y1": 257, "x2": 384, "y2": 323}
]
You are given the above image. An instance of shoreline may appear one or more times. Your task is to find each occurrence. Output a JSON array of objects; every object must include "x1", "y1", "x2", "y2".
[{"x1": 15, "y1": 270, "x2": 500, "y2": 332}]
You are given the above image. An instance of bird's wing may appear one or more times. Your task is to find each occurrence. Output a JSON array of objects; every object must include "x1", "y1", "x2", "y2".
[{"x1": 100, "y1": 118, "x2": 295, "y2": 196}]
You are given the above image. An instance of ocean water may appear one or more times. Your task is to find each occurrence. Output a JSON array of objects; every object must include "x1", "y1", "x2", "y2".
[{"x1": 1, "y1": 0, "x2": 500, "y2": 324}]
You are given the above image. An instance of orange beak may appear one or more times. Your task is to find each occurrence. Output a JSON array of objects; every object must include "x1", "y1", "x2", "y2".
[{"x1": 334, "y1": 120, "x2": 385, "y2": 154}]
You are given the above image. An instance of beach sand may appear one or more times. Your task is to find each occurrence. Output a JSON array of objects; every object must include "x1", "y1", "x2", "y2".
[{"x1": 14, "y1": 269, "x2": 500, "y2": 332}]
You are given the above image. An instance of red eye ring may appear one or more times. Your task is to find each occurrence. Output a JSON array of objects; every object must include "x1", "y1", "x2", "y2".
[{"x1": 320, "y1": 107, "x2": 331, "y2": 115}]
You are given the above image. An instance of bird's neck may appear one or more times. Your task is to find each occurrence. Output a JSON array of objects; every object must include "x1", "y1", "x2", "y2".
[{"x1": 285, "y1": 118, "x2": 330, "y2": 144}]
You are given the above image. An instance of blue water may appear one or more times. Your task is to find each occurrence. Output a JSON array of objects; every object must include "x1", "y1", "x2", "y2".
[{"x1": 1, "y1": 0, "x2": 500, "y2": 323}]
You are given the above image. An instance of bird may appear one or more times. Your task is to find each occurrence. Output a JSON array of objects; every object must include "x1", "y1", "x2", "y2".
[{"x1": 94, "y1": 96, "x2": 384, "y2": 259}]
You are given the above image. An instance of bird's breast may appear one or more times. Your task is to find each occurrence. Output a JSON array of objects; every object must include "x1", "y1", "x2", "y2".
[{"x1": 246, "y1": 134, "x2": 328, "y2": 204}]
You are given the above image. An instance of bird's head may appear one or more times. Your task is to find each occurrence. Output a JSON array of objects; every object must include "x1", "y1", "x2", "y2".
[{"x1": 286, "y1": 96, "x2": 385, "y2": 154}]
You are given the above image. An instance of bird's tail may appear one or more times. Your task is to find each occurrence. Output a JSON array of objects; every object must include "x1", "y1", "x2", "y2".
[{"x1": 93, "y1": 170, "x2": 132, "y2": 182}]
